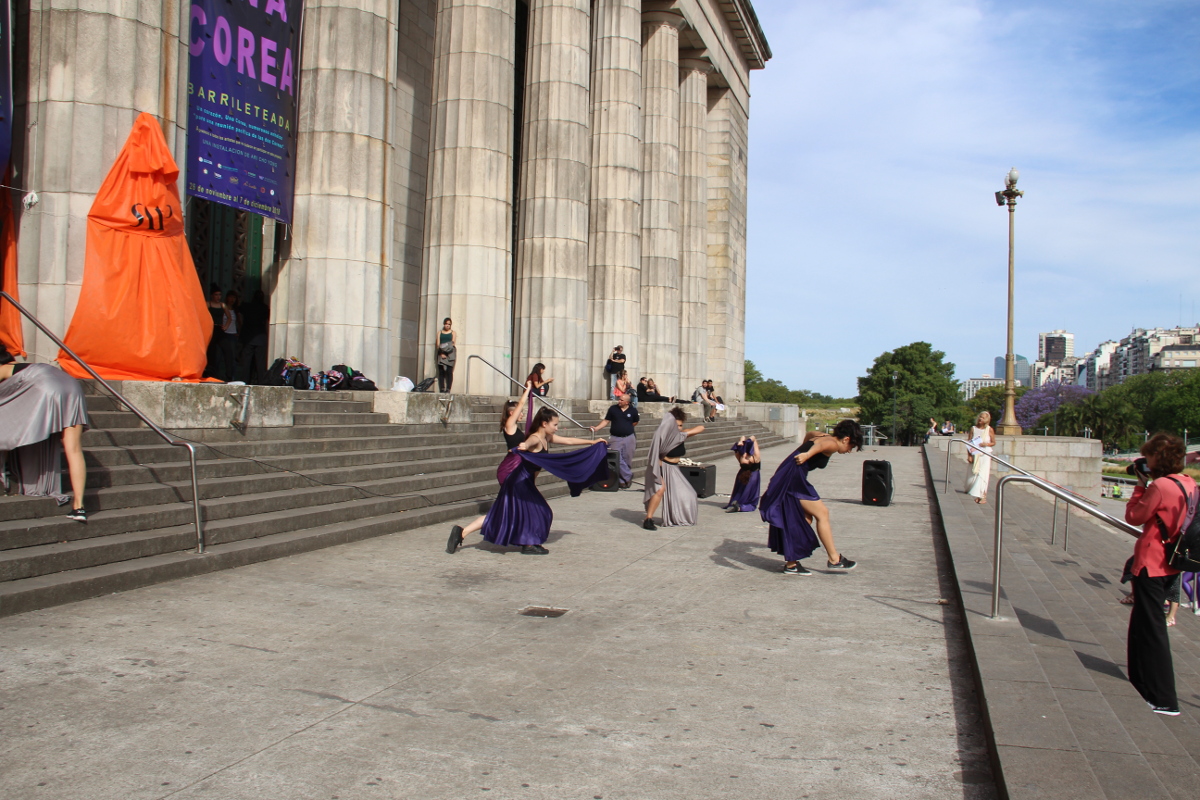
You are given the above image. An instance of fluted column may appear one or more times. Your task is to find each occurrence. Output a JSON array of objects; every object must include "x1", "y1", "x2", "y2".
[
  {"x1": 419, "y1": 0, "x2": 517, "y2": 395},
  {"x1": 678, "y1": 58, "x2": 711, "y2": 395},
  {"x1": 639, "y1": 11, "x2": 684, "y2": 395},
  {"x1": 586, "y1": 0, "x2": 642, "y2": 399},
  {"x1": 706, "y1": 89, "x2": 749, "y2": 400},
  {"x1": 513, "y1": 0, "x2": 592, "y2": 398},
  {"x1": 275, "y1": 2, "x2": 397, "y2": 381}
]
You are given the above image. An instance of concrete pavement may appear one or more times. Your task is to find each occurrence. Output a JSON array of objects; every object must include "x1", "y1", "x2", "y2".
[{"x1": 0, "y1": 444, "x2": 996, "y2": 800}]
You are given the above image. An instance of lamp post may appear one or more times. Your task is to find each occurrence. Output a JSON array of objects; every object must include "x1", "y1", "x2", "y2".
[
  {"x1": 891, "y1": 371, "x2": 898, "y2": 446},
  {"x1": 995, "y1": 167, "x2": 1024, "y2": 436}
]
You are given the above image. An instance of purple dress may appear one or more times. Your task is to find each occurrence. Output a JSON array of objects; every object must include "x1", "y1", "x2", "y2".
[
  {"x1": 481, "y1": 441, "x2": 610, "y2": 547},
  {"x1": 724, "y1": 441, "x2": 761, "y2": 512},
  {"x1": 759, "y1": 442, "x2": 828, "y2": 562}
]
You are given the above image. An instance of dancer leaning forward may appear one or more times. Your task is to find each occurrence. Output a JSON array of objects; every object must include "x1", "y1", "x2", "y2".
[
  {"x1": 759, "y1": 420, "x2": 864, "y2": 575},
  {"x1": 446, "y1": 407, "x2": 609, "y2": 555}
]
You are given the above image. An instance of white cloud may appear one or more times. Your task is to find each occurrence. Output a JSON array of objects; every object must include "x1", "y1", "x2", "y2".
[{"x1": 745, "y1": 0, "x2": 1200, "y2": 397}]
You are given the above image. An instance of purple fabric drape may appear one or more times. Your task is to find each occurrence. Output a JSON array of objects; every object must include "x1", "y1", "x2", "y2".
[
  {"x1": 759, "y1": 446, "x2": 822, "y2": 561},
  {"x1": 481, "y1": 441, "x2": 609, "y2": 547}
]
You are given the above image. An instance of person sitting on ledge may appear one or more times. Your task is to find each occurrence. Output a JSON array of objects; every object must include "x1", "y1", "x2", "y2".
[{"x1": 640, "y1": 378, "x2": 675, "y2": 403}]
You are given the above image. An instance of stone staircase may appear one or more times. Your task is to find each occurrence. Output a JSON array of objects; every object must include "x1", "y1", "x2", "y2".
[
  {"x1": 0, "y1": 391, "x2": 790, "y2": 616},
  {"x1": 929, "y1": 444, "x2": 1200, "y2": 800}
]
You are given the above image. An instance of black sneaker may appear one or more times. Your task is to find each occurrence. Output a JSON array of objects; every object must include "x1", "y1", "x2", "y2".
[
  {"x1": 783, "y1": 562, "x2": 812, "y2": 576},
  {"x1": 1151, "y1": 705, "x2": 1181, "y2": 716},
  {"x1": 827, "y1": 555, "x2": 857, "y2": 571},
  {"x1": 521, "y1": 545, "x2": 549, "y2": 555},
  {"x1": 642, "y1": 518, "x2": 657, "y2": 531},
  {"x1": 66, "y1": 507, "x2": 87, "y2": 524},
  {"x1": 446, "y1": 525, "x2": 464, "y2": 554}
]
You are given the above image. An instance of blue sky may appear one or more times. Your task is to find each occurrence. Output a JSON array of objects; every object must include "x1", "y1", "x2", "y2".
[{"x1": 744, "y1": 0, "x2": 1200, "y2": 398}]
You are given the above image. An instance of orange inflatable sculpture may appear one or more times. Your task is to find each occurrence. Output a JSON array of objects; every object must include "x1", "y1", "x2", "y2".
[
  {"x1": 59, "y1": 113, "x2": 212, "y2": 381},
  {"x1": 0, "y1": 171, "x2": 24, "y2": 357}
]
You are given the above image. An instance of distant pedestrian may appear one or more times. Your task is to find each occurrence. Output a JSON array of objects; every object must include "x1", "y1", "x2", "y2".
[
  {"x1": 964, "y1": 412, "x2": 996, "y2": 504},
  {"x1": 436, "y1": 318, "x2": 457, "y2": 393},
  {"x1": 725, "y1": 435, "x2": 761, "y2": 512},
  {"x1": 1123, "y1": 433, "x2": 1193, "y2": 716},
  {"x1": 760, "y1": 420, "x2": 863, "y2": 575},
  {"x1": 591, "y1": 391, "x2": 639, "y2": 488},
  {"x1": 692, "y1": 381, "x2": 716, "y2": 421}
]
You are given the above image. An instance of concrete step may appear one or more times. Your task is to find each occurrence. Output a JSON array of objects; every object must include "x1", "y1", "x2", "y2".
[{"x1": 292, "y1": 411, "x2": 393, "y2": 426}]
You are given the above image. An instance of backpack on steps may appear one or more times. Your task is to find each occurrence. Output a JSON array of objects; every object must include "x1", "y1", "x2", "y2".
[{"x1": 1162, "y1": 476, "x2": 1200, "y2": 572}]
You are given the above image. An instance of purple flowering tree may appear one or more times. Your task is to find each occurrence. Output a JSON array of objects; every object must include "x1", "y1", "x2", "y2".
[{"x1": 1014, "y1": 380, "x2": 1094, "y2": 432}]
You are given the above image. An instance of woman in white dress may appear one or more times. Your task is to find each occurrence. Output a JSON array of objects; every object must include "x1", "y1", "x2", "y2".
[{"x1": 965, "y1": 411, "x2": 996, "y2": 504}]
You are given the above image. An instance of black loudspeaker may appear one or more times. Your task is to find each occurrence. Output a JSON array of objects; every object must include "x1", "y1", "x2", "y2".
[
  {"x1": 591, "y1": 451, "x2": 622, "y2": 492},
  {"x1": 682, "y1": 464, "x2": 717, "y2": 498},
  {"x1": 862, "y1": 460, "x2": 893, "y2": 506}
]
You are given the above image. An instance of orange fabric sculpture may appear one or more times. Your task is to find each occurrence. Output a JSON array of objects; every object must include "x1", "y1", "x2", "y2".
[
  {"x1": 59, "y1": 113, "x2": 212, "y2": 381},
  {"x1": 0, "y1": 171, "x2": 25, "y2": 357}
]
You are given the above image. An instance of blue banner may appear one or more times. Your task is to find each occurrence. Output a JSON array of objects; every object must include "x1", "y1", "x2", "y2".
[
  {"x1": 0, "y1": 0, "x2": 13, "y2": 175},
  {"x1": 186, "y1": 0, "x2": 304, "y2": 223}
]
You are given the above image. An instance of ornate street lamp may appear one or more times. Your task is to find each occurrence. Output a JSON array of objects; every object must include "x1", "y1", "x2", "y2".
[{"x1": 995, "y1": 167, "x2": 1024, "y2": 436}]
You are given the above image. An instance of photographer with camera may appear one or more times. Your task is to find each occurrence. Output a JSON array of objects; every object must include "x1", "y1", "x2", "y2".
[{"x1": 1121, "y1": 434, "x2": 1195, "y2": 716}]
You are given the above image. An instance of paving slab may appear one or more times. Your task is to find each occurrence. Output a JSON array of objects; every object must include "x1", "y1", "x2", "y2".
[{"x1": 0, "y1": 445, "x2": 996, "y2": 800}]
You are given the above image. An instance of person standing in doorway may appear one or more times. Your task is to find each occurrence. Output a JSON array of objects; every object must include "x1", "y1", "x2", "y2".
[
  {"x1": 590, "y1": 391, "x2": 639, "y2": 489},
  {"x1": 238, "y1": 290, "x2": 270, "y2": 384},
  {"x1": 219, "y1": 291, "x2": 241, "y2": 383},
  {"x1": 437, "y1": 318, "x2": 457, "y2": 393}
]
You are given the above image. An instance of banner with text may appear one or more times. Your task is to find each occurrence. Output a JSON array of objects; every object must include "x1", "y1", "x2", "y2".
[{"x1": 186, "y1": 0, "x2": 304, "y2": 223}]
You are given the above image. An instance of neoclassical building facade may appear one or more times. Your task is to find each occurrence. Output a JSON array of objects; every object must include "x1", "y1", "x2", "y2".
[{"x1": 13, "y1": 0, "x2": 768, "y2": 398}]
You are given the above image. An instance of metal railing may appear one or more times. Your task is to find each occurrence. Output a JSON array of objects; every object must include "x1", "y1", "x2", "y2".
[
  {"x1": 990, "y1": 473, "x2": 1140, "y2": 619},
  {"x1": 944, "y1": 437, "x2": 1097, "y2": 508},
  {"x1": 462, "y1": 354, "x2": 592, "y2": 432},
  {"x1": 1, "y1": 291, "x2": 206, "y2": 553}
]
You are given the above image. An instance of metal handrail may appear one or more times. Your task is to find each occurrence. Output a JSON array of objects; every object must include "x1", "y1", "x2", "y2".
[
  {"x1": 462, "y1": 354, "x2": 592, "y2": 432},
  {"x1": 944, "y1": 437, "x2": 1097, "y2": 507},
  {"x1": 991, "y1": 473, "x2": 1140, "y2": 619},
  {"x1": 1, "y1": 291, "x2": 206, "y2": 553}
]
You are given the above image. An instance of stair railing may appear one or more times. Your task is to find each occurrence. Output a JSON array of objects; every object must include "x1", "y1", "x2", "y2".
[
  {"x1": 990, "y1": 473, "x2": 1140, "y2": 620},
  {"x1": 1, "y1": 291, "x2": 206, "y2": 553},
  {"x1": 463, "y1": 354, "x2": 593, "y2": 433},
  {"x1": 944, "y1": 437, "x2": 1096, "y2": 507}
]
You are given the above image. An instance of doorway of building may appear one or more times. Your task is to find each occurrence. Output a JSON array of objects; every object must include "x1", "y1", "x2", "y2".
[{"x1": 186, "y1": 198, "x2": 264, "y2": 300}]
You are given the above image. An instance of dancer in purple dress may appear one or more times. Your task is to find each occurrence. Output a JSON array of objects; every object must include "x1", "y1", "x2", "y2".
[
  {"x1": 724, "y1": 435, "x2": 761, "y2": 512},
  {"x1": 446, "y1": 407, "x2": 608, "y2": 555},
  {"x1": 759, "y1": 420, "x2": 863, "y2": 576}
]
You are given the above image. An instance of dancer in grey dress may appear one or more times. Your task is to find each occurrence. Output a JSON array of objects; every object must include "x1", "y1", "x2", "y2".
[
  {"x1": 0, "y1": 347, "x2": 90, "y2": 519},
  {"x1": 642, "y1": 407, "x2": 705, "y2": 530}
]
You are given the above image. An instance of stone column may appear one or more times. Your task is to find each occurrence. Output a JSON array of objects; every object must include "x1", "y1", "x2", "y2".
[
  {"x1": 513, "y1": 0, "x2": 592, "y2": 399},
  {"x1": 638, "y1": 11, "x2": 684, "y2": 396},
  {"x1": 18, "y1": 2, "x2": 190, "y2": 360},
  {"x1": 586, "y1": 0, "x2": 642, "y2": 399},
  {"x1": 419, "y1": 0, "x2": 516, "y2": 395},
  {"x1": 272, "y1": 2, "x2": 398, "y2": 381},
  {"x1": 678, "y1": 58, "x2": 711, "y2": 395},
  {"x1": 706, "y1": 88, "x2": 749, "y2": 400}
]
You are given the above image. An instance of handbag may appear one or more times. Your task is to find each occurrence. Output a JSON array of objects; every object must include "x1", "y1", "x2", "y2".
[{"x1": 1161, "y1": 476, "x2": 1200, "y2": 572}]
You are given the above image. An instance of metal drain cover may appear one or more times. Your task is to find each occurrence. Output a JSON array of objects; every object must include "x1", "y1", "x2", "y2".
[{"x1": 519, "y1": 606, "x2": 568, "y2": 618}]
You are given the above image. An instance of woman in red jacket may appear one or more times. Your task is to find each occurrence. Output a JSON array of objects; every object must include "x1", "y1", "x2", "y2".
[{"x1": 1124, "y1": 433, "x2": 1194, "y2": 716}]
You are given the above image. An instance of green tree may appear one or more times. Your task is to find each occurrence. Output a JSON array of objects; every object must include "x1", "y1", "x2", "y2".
[
  {"x1": 965, "y1": 383, "x2": 1029, "y2": 426},
  {"x1": 857, "y1": 343, "x2": 962, "y2": 445},
  {"x1": 1053, "y1": 392, "x2": 1141, "y2": 450},
  {"x1": 744, "y1": 360, "x2": 853, "y2": 407}
]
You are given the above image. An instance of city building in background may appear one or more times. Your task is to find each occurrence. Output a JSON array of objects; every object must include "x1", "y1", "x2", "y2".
[
  {"x1": 1152, "y1": 344, "x2": 1200, "y2": 373},
  {"x1": 1038, "y1": 330, "x2": 1074, "y2": 366},
  {"x1": 993, "y1": 354, "x2": 1030, "y2": 387},
  {"x1": 1077, "y1": 326, "x2": 1199, "y2": 390},
  {"x1": 9, "y1": 1, "x2": 769, "y2": 399},
  {"x1": 962, "y1": 375, "x2": 1005, "y2": 401}
]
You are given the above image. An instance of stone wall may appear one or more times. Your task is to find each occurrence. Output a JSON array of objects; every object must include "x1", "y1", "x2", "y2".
[{"x1": 929, "y1": 435, "x2": 1103, "y2": 502}]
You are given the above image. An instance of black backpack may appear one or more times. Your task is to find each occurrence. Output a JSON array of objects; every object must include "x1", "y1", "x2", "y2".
[
  {"x1": 327, "y1": 364, "x2": 352, "y2": 390},
  {"x1": 1163, "y1": 477, "x2": 1200, "y2": 572},
  {"x1": 413, "y1": 377, "x2": 436, "y2": 393},
  {"x1": 266, "y1": 358, "x2": 288, "y2": 386}
]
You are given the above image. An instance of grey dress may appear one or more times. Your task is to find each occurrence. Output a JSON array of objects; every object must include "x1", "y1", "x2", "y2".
[
  {"x1": 0, "y1": 364, "x2": 90, "y2": 502},
  {"x1": 643, "y1": 415, "x2": 698, "y2": 527}
]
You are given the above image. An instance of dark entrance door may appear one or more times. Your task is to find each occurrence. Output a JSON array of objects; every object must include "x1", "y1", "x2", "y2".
[{"x1": 187, "y1": 198, "x2": 264, "y2": 300}]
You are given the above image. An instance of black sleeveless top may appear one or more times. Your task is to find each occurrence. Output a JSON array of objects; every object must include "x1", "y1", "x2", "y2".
[
  {"x1": 798, "y1": 440, "x2": 830, "y2": 470},
  {"x1": 504, "y1": 429, "x2": 526, "y2": 449},
  {"x1": 739, "y1": 460, "x2": 761, "y2": 472},
  {"x1": 664, "y1": 443, "x2": 686, "y2": 459}
]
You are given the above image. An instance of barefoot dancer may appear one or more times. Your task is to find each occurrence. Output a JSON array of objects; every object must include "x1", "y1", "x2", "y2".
[
  {"x1": 759, "y1": 419, "x2": 863, "y2": 575},
  {"x1": 724, "y1": 435, "x2": 761, "y2": 512},
  {"x1": 642, "y1": 408, "x2": 705, "y2": 530},
  {"x1": 446, "y1": 407, "x2": 608, "y2": 555}
]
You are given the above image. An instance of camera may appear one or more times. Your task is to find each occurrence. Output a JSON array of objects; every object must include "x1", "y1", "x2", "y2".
[{"x1": 1126, "y1": 457, "x2": 1149, "y2": 477}]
